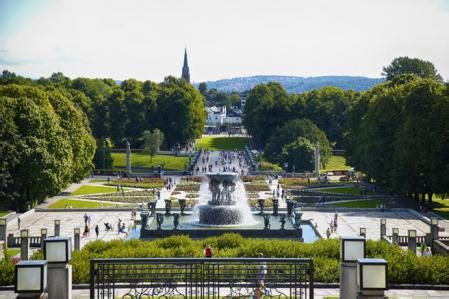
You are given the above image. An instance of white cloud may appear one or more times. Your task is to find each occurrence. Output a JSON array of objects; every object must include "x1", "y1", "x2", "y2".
[{"x1": 0, "y1": 0, "x2": 448, "y2": 81}]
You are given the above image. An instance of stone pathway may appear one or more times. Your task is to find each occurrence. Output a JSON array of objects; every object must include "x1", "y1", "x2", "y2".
[
  {"x1": 6, "y1": 211, "x2": 134, "y2": 247},
  {"x1": 302, "y1": 209, "x2": 449, "y2": 240}
]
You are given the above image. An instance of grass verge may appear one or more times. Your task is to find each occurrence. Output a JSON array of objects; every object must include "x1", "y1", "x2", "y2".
[
  {"x1": 112, "y1": 153, "x2": 188, "y2": 171},
  {"x1": 322, "y1": 155, "x2": 351, "y2": 172},
  {"x1": 195, "y1": 136, "x2": 249, "y2": 151},
  {"x1": 49, "y1": 199, "x2": 118, "y2": 209},
  {"x1": 71, "y1": 185, "x2": 118, "y2": 195}
]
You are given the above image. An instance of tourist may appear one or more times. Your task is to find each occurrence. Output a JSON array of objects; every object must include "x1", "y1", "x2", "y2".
[
  {"x1": 204, "y1": 244, "x2": 213, "y2": 258},
  {"x1": 17, "y1": 217, "x2": 21, "y2": 230},
  {"x1": 257, "y1": 253, "x2": 267, "y2": 287},
  {"x1": 117, "y1": 219, "x2": 122, "y2": 235},
  {"x1": 95, "y1": 225, "x2": 99, "y2": 238},
  {"x1": 84, "y1": 213, "x2": 88, "y2": 224},
  {"x1": 334, "y1": 213, "x2": 338, "y2": 225},
  {"x1": 83, "y1": 223, "x2": 90, "y2": 237},
  {"x1": 330, "y1": 219, "x2": 334, "y2": 232},
  {"x1": 121, "y1": 223, "x2": 128, "y2": 237},
  {"x1": 326, "y1": 227, "x2": 331, "y2": 239}
]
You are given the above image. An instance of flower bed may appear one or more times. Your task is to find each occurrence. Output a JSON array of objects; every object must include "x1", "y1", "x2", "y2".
[
  {"x1": 241, "y1": 175, "x2": 266, "y2": 182},
  {"x1": 176, "y1": 184, "x2": 201, "y2": 192}
]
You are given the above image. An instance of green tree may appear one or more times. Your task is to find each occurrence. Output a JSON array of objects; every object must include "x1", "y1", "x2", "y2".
[
  {"x1": 382, "y1": 57, "x2": 443, "y2": 81},
  {"x1": 243, "y1": 82, "x2": 293, "y2": 147},
  {"x1": 93, "y1": 138, "x2": 114, "y2": 169},
  {"x1": 157, "y1": 76, "x2": 206, "y2": 147},
  {"x1": 142, "y1": 129, "x2": 164, "y2": 163},
  {"x1": 264, "y1": 118, "x2": 332, "y2": 167},
  {"x1": 281, "y1": 137, "x2": 315, "y2": 172},
  {"x1": 198, "y1": 82, "x2": 207, "y2": 95}
]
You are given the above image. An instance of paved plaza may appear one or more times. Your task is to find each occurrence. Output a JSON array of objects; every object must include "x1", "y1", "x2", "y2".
[{"x1": 6, "y1": 211, "x2": 134, "y2": 247}]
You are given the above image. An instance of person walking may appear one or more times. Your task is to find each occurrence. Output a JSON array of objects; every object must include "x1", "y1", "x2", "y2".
[
  {"x1": 95, "y1": 225, "x2": 99, "y2": 238},
  {"x1": 17, "y1": 217, "x2": 21, "y2": 230},
  {"x1": 326, "y1": 227, "x2": 331, "y2": 239},
  {"x1": 204, "y1": 244, "x2": 213, "y2": 258}
]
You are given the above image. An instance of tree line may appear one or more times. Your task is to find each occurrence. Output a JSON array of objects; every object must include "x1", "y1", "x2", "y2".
[
  {"x1": 244, "y1": 56, "x2": 449, "y2": 207},
  {"x1": 0, "y1": 71, "x2": 206, "y2": 210}
]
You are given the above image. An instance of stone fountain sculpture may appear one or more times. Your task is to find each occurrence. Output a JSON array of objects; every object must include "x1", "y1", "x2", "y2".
[{"x1": 198, "y1": 172, "x2": 244, "y2": 225}]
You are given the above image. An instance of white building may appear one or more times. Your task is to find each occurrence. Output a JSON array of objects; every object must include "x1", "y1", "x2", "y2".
[{"x1": 206, "y1": 106, "x2": 242, "y2": 126}]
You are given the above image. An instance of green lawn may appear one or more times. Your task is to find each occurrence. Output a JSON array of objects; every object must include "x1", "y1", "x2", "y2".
[
  {"x1": 49, "y1": 199, "x2": 117, "y2": 209},
  {"x1": 71, "y1": 185, "x2": 118, "y2": 195},
  {"x1": 195, "y1": 136, "x2": 249, "y2": 151},
  {"x1": 332, "y1": 199, "x2": 383, "y2": 208},
  {"x1": 323, "y1": 155, "x2": 351, "y2": 172},
  {"x1": 112, "y1": 153, "x2": 188, "y2": 171},
  {"x1": 0, "y1": 211, "x2": 9, "y2": 218},
  {"x1": 319, "y1": 186, "x2": 371, "y2": 195},
  {"x1": 259, "y1": 159, "x2": 282, "y2": 171},
  {"x1": 433, "y1": 197, "x2": 449, "y2": 219}
]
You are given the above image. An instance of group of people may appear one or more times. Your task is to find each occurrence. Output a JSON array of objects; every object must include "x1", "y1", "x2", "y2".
[
  {"x1": 82, "y1": 213, "x2": 100, "y2": 238},
  {"x1": 326, "y1": 213, "x2": 339, "y2": 239},
  {"x1": 165, "y1": 177, "x2": 176, "y2": 191}
]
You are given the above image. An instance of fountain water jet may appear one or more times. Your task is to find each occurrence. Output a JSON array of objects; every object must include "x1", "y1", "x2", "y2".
[{"x1": 196, "y1": 172, "x2": 254, "y2": 225}]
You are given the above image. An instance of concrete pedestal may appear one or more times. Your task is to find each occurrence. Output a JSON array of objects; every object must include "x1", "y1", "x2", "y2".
[
  {"x1": 41, "y1": 234, "x2": 47, "y2": 249},
  {"x1": 74, "y1": 234, "x2": 80, "y2": 251},
  {"x1": 431, "y1": 224, "x2": 439, "y2": 240},
  {"x1": 408, "y1": 237, "x2": 417, "y2": 253},
  {"x1": 380, "y1": 223, "x2": 386, "y2": 239},
  {"x1": 47, "y1": 264, "x2": 72, "y2": 299},
  {"x1": 54, "y1": 224, "x2": 60, "y2": 237},
  {"x1": 0, "y1": 223, "x2": 6, "y2": 241},
  {"x1": 340, "y1": 262, "x2": 358, "y2": 299},
  {"x1": 20, "y1": 237, "x2": 29, "y2": 261}
]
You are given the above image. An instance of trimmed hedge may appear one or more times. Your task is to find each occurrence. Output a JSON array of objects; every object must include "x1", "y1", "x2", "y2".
[{"x1": 1, "y1": 235, "x2": 448, "y2": 286}]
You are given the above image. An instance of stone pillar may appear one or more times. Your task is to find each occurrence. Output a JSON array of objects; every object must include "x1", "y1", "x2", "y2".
[
  {"x1": 392, "y1": 228, "x2": 399, "y2": 245},
  {"x1": 380, "y1": 219, "x2": 386, "y2": 239},
  {"x1": 74, "y1": 228, "x2": 80, "y2": 251},
  {"x1": 7, "y1": 233, "x2": 14, "y2": 248},
  {"x1": 48, "y1": 264, "x2": 72, "y2": 299},
  {"x1": 54, "y1": 220, "x2": 60, "y2": 237},
  {"x1": 408, "y1": 230, "x2": 417, "y2": 254},
  {"x1": 272, "y1": 198, "x2": 279, "y2": 216},
  {"x1": 20, "y1": 230, "x2": 29, "y2": 261},
  {"x1": 430, "y1": 218, "x2": 439, "y2": 240},
  {"x1": 126, "y1": 140, "x2": 132, "y2": 175},
  {"x1": 41, "y1": 229, "x2": 47, "y2": 249},
  {"x1": 0, "y1": 218, "x2": 6, "y2": 241}
]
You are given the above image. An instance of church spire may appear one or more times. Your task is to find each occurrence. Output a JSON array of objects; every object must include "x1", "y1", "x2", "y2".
[{"x1": 182, "y1": 48, "x2": 190, "y2": 83}]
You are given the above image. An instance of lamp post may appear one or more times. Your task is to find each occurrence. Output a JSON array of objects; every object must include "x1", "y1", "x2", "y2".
[
  {"x1": 20, "y1": 229, "x2": 30, "y2": 261},
  {"x1": 356, "y1": 258, "x2": 388, "y2": 298},
  {"x1": 430, "y1": 217, "x2": 439, "y2": 240},
  {"x1": 392, "y1": 228, "x2": 399, "y2": 245},
  {"x1": 43, "y1": 237, "x2": 72, "y2": 299},
  {"x1": 15, "y1": 260, "x2": 48, "y2": 298},
  {"x1": 0, "y1": 218, "x2": 6, "y2": 242},
  {"x1": 380, "y1": 219, "x2": 386, "y2": 239},
  {"x1": 54, "y1": 220, "x2": 60, "y2": 237},
  {"x1": 408, "y1": 230, "x2": 417, "y2": 254},
  {"x1": 74, "y1": 228, "x2": 80, "y2": 251},
  {"x1": 40, "y1": 228, "x2": 47, "y2": 249},
  {"x1": 359, "y1": 227, "x2": 366, "y2": 238},
  {"x1": 340, "y1": 236, "x2": 366, "y2": 299}
]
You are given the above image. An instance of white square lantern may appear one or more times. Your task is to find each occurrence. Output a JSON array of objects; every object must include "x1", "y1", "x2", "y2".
[
  {"x1": 408, "y1": 230, "x2": 416, "y2": 238},
  {"x1": 15, "y1": 260, "x2": 48, "y2": 293},
  {"x1": 20, "y1": 229, "x2": 29, "y2": 238},
  {"x1": 340, "y1": 236, "x2": 366, "y2": 262},
  {"x1": 357, "y1": 258, "x2": 388, "y2": 290},
  {"x1": 0, "y1": 218, "x2": 6, "y2": 226},
  {"x1": 431, "y1": 218, "x2": 438, "y2": 225},
  {"x1": 44, "y1": 237, "x2": 72, "y2": 263}
]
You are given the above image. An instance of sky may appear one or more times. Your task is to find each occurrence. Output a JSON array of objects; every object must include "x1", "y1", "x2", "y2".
[{"x1": 0, "y1": 0, "x2": 448, "y2": 82}]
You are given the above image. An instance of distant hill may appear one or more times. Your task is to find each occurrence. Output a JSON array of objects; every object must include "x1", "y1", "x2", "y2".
[{"x1": 195, "y1": 75, "x2": 384, "y2": 93}]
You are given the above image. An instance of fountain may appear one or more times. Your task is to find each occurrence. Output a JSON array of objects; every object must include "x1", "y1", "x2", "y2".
[
  {"x1": 138, "y1": 171, "x2": 318, "y2": 242},
  {"x1": 198, "y1": 172, "x2": 244, "y2": 225}
]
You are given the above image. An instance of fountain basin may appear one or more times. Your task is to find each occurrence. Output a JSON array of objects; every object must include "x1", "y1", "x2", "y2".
[{"x1": 198, "y1": 204, "x2": 243, "y2": 225}]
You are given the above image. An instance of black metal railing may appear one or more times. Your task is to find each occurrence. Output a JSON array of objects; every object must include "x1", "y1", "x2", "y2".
[{"x1": 90, "y1": 258, "x2": 314, "y2": 299}]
